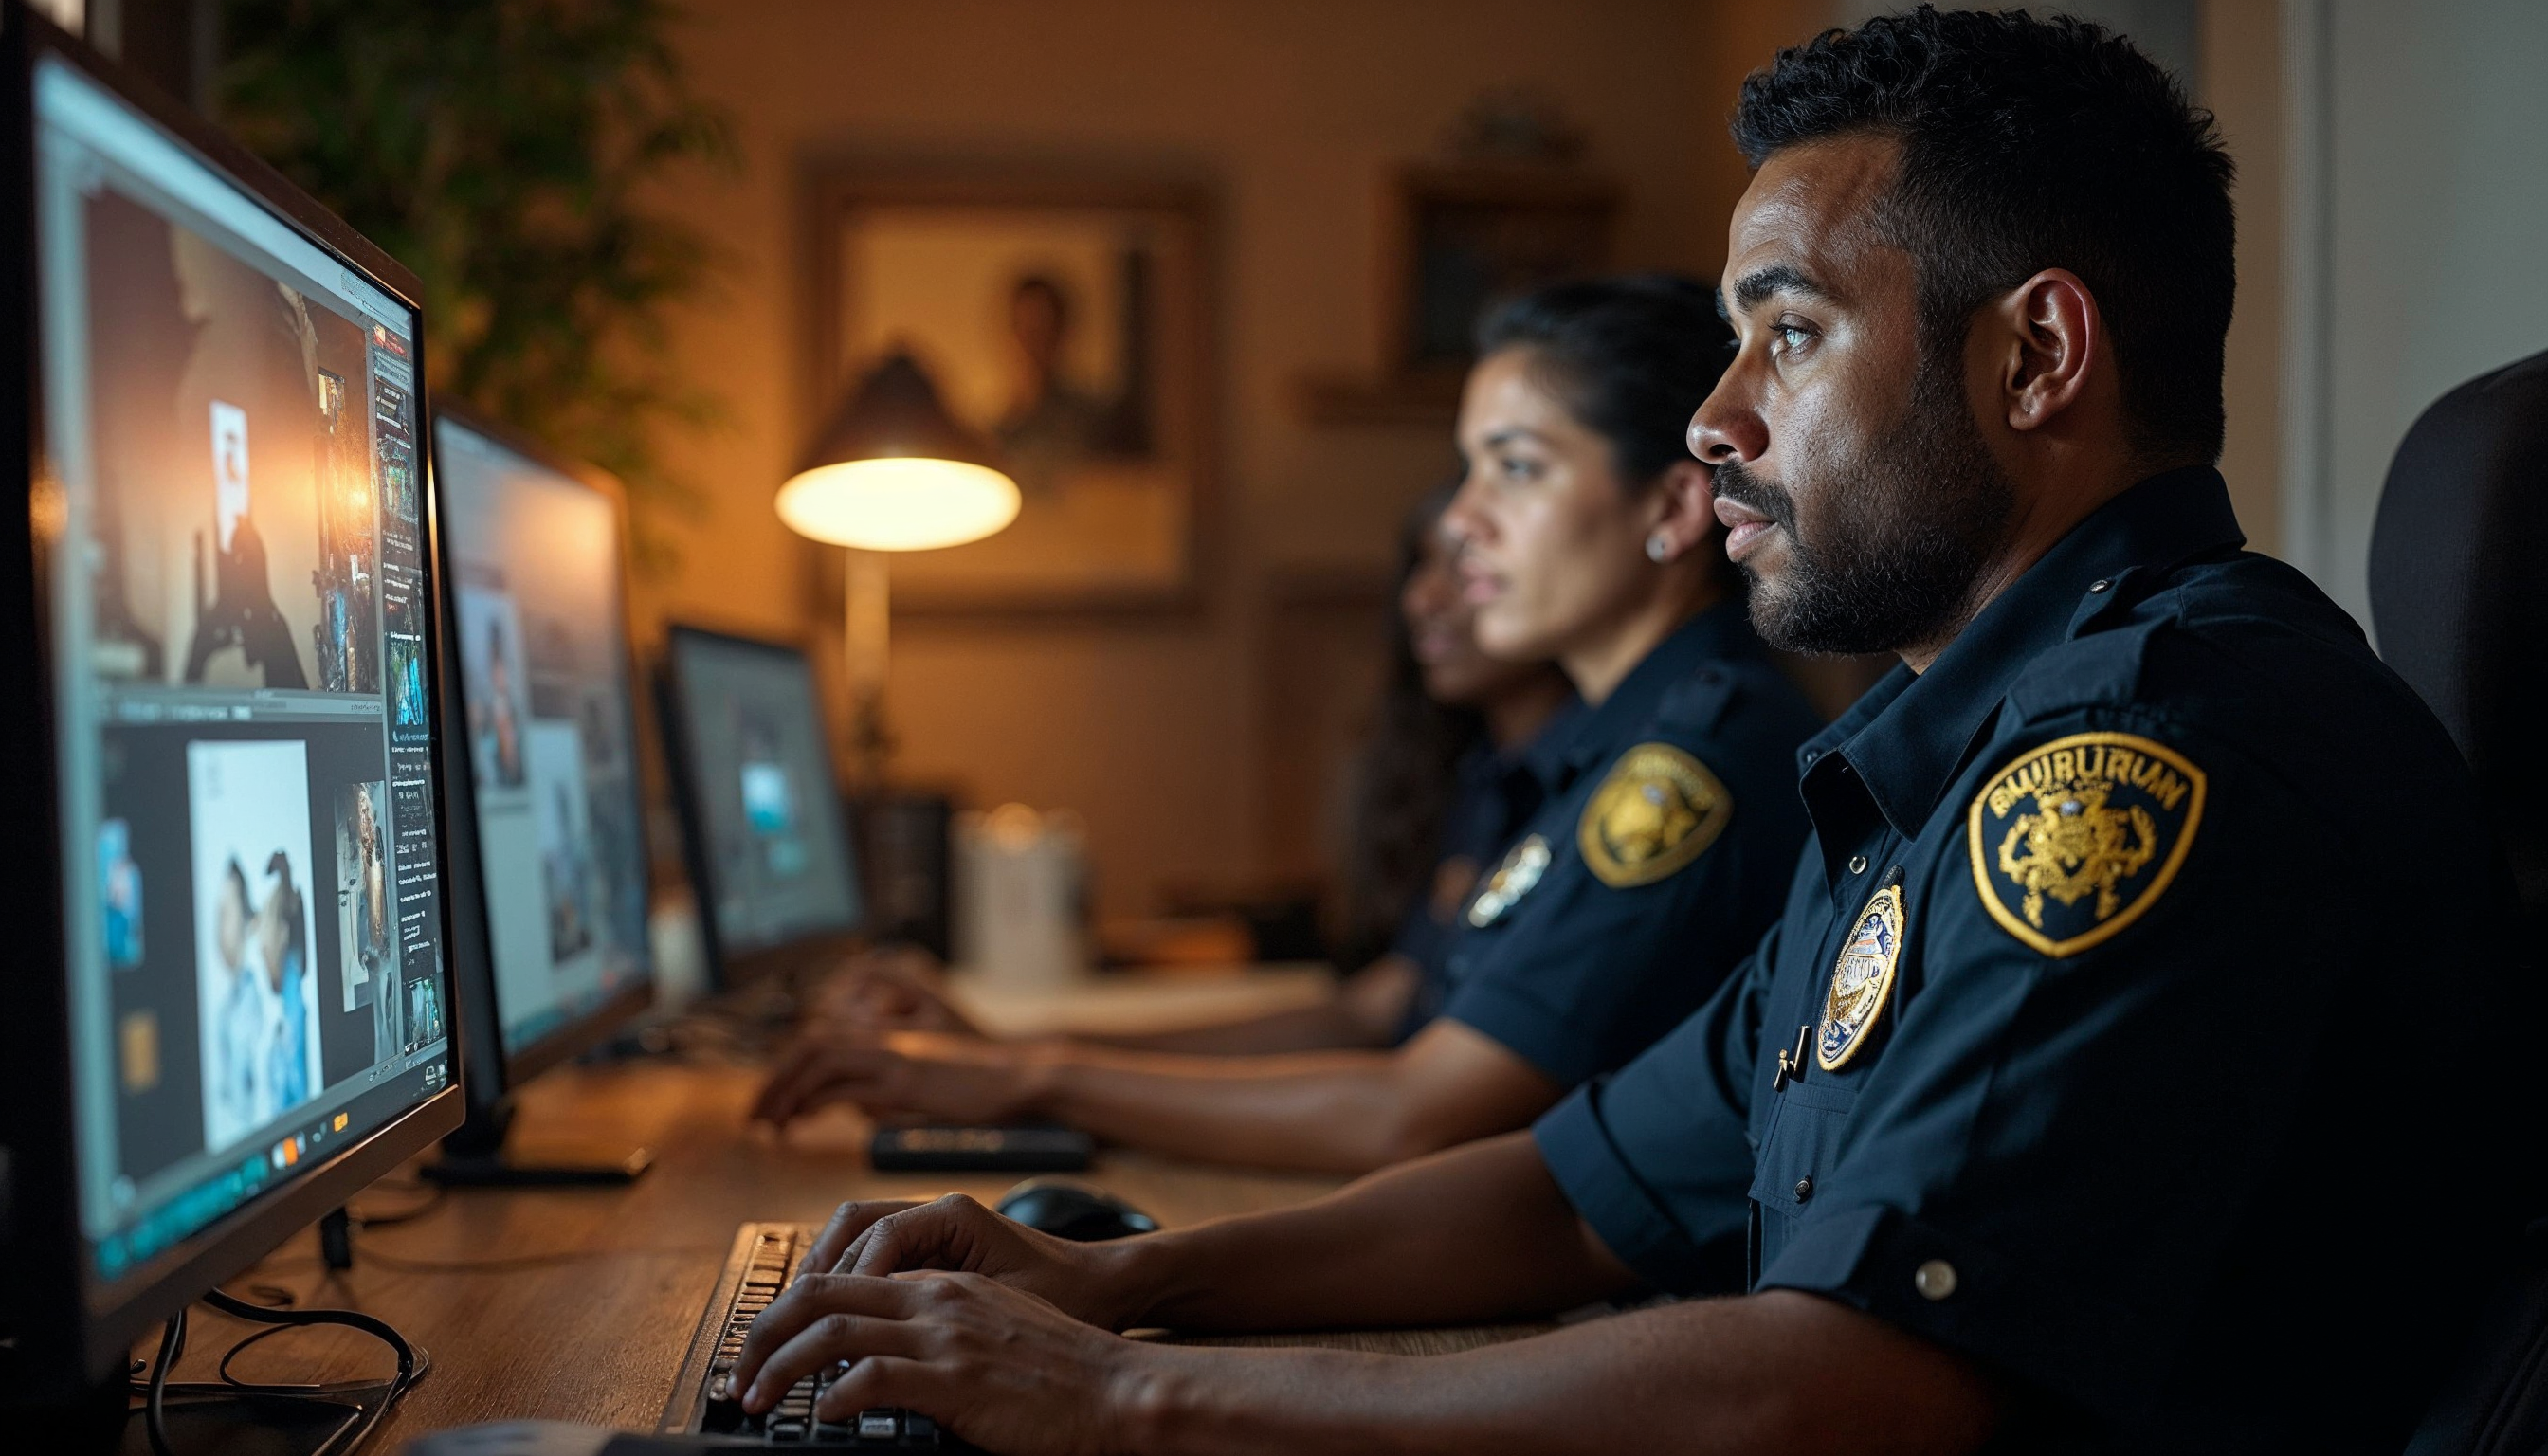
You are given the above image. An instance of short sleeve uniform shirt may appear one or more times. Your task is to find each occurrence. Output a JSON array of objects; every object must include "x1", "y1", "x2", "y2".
[
  {"x1": 1440, "y1": 602, "x2": 1821, "y2": 1087},
  {"x1": 1535, "y1": 469, "x2": 2525, "y2": 1453}
]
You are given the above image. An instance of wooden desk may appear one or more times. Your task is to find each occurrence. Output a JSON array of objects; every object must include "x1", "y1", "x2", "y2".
[{"x1": 158, "y1": 1061, "x2": 1541, "y2": 1447}]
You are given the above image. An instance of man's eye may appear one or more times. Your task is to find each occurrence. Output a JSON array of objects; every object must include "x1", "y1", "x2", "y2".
[
  {"x1": 1500, "y1": 456, "x2": 1542, "y2": 481},
  {"x1": 1770, "y1": 324, "x2": 1815, "y2": 357}
]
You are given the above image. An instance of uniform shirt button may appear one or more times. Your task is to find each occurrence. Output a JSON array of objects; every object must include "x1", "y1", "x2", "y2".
[
  {"x1": 1914, "y1": 1259, "x2": 1958, "y2": 1301},
  {"x1": 2088, "y1": 578, "x2": 2112, "y2": 593},
  {"x1": 1793, "y1": 1176, "x2": 1813, "y2": 1203},
  {"x1": 1847, "y1": 855, "x2": 1867, "y2": 875}
]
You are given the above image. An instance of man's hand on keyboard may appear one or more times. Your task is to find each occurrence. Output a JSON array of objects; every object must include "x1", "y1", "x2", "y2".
[
  {"x1": 806, "y1": 1192, "x2": 1141, "y2": 1331},
  {"x1": 752, "y1": 1031, "x2": 1047, "y2": 1129},
  {"x1": 731, "y1": 1268, "x2": 1139, "y2": 1456}
]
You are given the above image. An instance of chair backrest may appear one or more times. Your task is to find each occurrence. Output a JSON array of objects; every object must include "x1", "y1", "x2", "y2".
[
  {"x1": 2373, "y1": 349, "x2": 2548, "y2": 1456},
  {"x1": 2367, "y1": 348, "x2": 2548, "y2": 913}
]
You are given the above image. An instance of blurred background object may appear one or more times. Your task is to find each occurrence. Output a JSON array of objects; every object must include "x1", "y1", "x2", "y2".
[{"x1": 213, "y1": 0, "x2": 737, "y2": 574}]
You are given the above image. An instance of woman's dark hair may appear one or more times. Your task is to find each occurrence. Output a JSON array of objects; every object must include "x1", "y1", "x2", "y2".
[
  {"x1": 1473, "y1": 274, "x2": 1736, "y2": 485},
  {"x1": 1335, "y1": 479, "x2": 1483, "y2": 969},
  {"x1": 1731, "y1": 6, "x2": 2235, "y2": 463}
]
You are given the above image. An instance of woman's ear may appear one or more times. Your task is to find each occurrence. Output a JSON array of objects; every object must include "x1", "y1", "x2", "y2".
[{"x1": 1647, "y1": 459, "x2": 1719, "y2": 562}]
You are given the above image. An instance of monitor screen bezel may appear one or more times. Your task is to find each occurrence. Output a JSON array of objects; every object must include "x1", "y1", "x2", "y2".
[
  {"x1": 655, "y1": 621, "x2": 865, "y2": 991},
  {"x1": 428, "y1": 401, "x2": 657, "y2": 1105},
  {"x1": 0, "y1": 9, "x2": 464, "y2": 1393}
]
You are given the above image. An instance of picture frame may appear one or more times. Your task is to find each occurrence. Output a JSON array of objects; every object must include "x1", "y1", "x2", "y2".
[
  {"x1": 1300, "y1": 162, "x2": 1620, "y2": 427},
  {"x1": 802, "y1": 162, "x2": 1218, "y2": 615}
]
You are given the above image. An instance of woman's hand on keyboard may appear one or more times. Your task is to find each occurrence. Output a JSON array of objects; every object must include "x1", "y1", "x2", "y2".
[
  {"x1": 809, "y1": 1192, "x2": 1146, "y2": 1332},
  {"x1": 806, "y1": 946, "x2": 982, "y2": 1037},
  {"x1": 731, "y1": 1265, "x2": 1147, "y2": 1456},
  {"x1": 752, "y1": 1030, "x2": 1046, "y2": 1129}
]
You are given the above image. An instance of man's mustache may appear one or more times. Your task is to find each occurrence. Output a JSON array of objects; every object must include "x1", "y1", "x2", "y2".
[{"x1": 1712, "y1": 461, "x2": 1800, "y2": 537}]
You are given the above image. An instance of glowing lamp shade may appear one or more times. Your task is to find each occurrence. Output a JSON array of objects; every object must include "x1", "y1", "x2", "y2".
[
  {"x1": 777, "y1": 457, "x2": 1018, "y2": 550},
  {"x1": 782, "y1": 350, "x2": 1019, "y2": 552}
]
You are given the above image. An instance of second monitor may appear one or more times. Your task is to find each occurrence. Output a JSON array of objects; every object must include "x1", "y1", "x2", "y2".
[{"x1": 428, "y1": 407, "x2": 656, "y2": 1182}]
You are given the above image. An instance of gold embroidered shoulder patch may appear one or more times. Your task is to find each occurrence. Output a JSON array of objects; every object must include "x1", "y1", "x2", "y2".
[
  {"x1": 1966, "y1": 731, "x2": 2207, "y2": 957},
  {"x1": 1578, "y1": 743, "x2": 1732, "y2": 889}
]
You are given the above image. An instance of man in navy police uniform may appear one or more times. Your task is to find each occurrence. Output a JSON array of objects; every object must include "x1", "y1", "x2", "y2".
[{"x1": 722, "y1": 13, "x2": 2528, "y2": 1453}]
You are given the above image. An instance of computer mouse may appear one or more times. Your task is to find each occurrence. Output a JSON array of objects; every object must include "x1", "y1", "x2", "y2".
[{"x1": 993, "y1": 1177, "x2": 1160, "y2": 1242}]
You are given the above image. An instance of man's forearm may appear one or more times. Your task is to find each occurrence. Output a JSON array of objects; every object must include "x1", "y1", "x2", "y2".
[
  {"x1": 1103, "y1": 1292, "x2": 1995, "y2": 1456},
  {"x1": 1099, "y1": 1132, "x2": 1636, "y2": 1333}
]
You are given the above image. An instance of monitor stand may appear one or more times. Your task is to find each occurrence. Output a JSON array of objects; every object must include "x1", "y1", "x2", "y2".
[{"x1": 419, "y1": 1101, "x2": 653, "y2": 1189}]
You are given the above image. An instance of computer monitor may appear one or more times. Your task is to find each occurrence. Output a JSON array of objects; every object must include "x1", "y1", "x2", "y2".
[
  {"x1": 0, "y1": 9, "x2": 462, "y2": 1422},
  {"x1": 657, "y1": 625, "x2": 864, "y2": 991},
  {"x1": 426, "y1": 407, "x2": 655, "y2": 1181}
]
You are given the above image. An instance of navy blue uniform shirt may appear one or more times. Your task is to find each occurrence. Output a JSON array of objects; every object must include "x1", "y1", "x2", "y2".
[
  {"x1": 1440, "y1": 601, "x2": 1820, "y2": 1087},
  {"x1": 1535, "y1": 468, "x2": 2523, "y2": 1454},
  {"x1": 1387, "y1": 707, "x2": 1581, "y2": 1044}
]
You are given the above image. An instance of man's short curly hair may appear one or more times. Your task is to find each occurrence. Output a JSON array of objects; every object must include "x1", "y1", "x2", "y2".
[{"x1": 1733, "y1": 7, "x2": 2236, "y2": 463}]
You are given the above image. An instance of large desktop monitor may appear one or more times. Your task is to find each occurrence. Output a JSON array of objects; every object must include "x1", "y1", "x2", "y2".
[
  {"x1": 0, "y1": 9, "x2": 462, "y2": 1424},
  {"x1": 428, "y1": 408, "x2": 655, "y2": 1175},
  {"x1": 658, "y1": 626, "x2": 864, "y2": 990}
]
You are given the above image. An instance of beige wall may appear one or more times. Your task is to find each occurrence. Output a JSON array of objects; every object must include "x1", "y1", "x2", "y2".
[
  {"x1": 635, "y1": 0, "x2": 1826, "y2": 916},
  {"x1": 2200, "y1": 0, "x2": 2284, "y2": 555}
]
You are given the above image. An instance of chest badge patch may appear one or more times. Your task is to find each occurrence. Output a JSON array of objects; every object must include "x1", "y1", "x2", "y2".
[
  {"x1": 1466, "y1": 835, "x2": 1551, "y2": 928},
  {"x1": 1818, "y1": 883, "x2": 1905, "y2": 1071},
  {"x1": 1577, "y1": 743, "x2": 1733, "y2": 889},
  {"x1": 1967, "y1": 731, "x2": 2207, "y2": 958}
]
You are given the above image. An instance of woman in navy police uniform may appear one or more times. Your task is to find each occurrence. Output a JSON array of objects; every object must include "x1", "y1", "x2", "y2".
[{"x1": 754, "y1": 277, "x2": 1820, "y2": 1174}]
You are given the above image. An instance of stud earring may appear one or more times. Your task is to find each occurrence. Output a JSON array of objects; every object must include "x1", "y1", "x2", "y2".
[{"x1": 1646, "y1": 532, "x2": 1673, "y2": 563}]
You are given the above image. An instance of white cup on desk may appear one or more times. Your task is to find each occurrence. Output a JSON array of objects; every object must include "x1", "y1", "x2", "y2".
[{"x1": 952, "y1": 803, "x2": 1090, "y2": 990}]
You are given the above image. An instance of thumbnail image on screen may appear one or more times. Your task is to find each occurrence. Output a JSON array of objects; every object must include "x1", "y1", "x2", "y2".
[
  {"x1": 666, "y1": 632, "x2": 863, "y2": 960},
  {"x1": 435, "y1": 417, "x2": 653, "y2": 1057},
  {"x1": 33, "y1": 57, "x2": 452, "y2": 1284}
]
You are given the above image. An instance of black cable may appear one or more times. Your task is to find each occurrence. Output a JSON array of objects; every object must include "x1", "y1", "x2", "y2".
[
  {"x1": 344, "y1": 1179, "x2": 446, "y2": 1229},
  {"x1": 196, "y1": 1286, "x2": 424, "y2": 1455},
  {"x1": 144, "y1": 1307, "x2": 186, "y2": 1456}
]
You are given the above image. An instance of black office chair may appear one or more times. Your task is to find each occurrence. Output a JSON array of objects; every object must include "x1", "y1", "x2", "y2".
[{"x1": 2371, "y1": 349, "x2": 2548, "y2": 1456}]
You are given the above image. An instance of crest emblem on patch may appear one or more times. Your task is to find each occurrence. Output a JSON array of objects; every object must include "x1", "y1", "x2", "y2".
[
  {"x1": 1577, "y1": 744, "x2": 1732, "y2": 889},
  {"x1": 1818, "y1": 883, "x2": 1904, "y2": 1072},
  {"x1": 1967, "y1": 731, "x2": 2207, "y2": 957},
  {"x1": 1466, "y1": 835, "x2": 1551, "y2": 928}
]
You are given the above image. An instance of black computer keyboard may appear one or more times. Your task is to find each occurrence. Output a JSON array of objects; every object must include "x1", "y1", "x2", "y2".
[{"x1": 659, "y1": 1223, "x2": 972, "y2": 1449}]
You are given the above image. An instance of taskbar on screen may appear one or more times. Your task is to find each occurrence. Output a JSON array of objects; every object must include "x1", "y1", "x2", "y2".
[{"x1": 90, "y1": 1043, "x2": 451, "y2": 1284}]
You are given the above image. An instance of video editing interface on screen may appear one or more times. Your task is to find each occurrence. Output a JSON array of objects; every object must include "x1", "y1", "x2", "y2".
[
  {"x1": 33, "y1": 58, "x2": 452, "y2": 1285},
  {"x1": 667, "y1": 634, "x2": 862, "y2": 960},
  {"x1": 436, "y1": 418, "x2": 652, "y2": 1056}
]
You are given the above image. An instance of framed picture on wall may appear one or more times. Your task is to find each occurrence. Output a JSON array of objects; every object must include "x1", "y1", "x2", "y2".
[{"x1": 804, "y1": 164, "x2": 1217, "y2": 613}]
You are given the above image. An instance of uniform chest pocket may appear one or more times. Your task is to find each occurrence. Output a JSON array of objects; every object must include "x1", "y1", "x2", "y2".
[{"x1": 1749, "y1": 1078, "x2": 1859, "y2": 1215}]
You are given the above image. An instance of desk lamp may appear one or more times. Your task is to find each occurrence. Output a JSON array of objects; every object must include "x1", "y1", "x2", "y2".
[{"x1": 778, "y1": 350, "x2": 1019, "y2": 782}]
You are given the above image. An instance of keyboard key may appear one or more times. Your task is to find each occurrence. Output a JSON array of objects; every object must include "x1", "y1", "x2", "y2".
[{"x1": 858, "y1": 1411, "x2": 900, "y2": 1439}]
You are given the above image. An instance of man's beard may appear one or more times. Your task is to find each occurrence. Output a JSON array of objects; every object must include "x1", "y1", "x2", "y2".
[{"x1": 1717, "y1": 355, "x2": 2016, "y2": 657}]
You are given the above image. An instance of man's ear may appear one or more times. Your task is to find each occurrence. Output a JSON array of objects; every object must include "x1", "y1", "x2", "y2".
[
  {"x1": 1647, "y1": 459, "x2": 1720, "y2": 560},
  {"x1": 1992, "y1": 267, "x2": 2102, "y2": 435}
]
